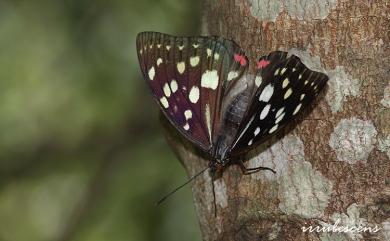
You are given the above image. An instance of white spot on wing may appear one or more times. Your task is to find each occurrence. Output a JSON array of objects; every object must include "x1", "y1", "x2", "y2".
[
  {"x1": 282, "y1": 77, "x2": 289, "y2": 88},
  {"x1": 259, "y1": 84, "x2": 274, "y2": 102},
  {"x1": 248, "y1": 139, "x2": 253, "y2": 146},
  {"x1": 284, "y1": 88, "x2": 292, "y2": 99},
  {"x1": 170, "y1": 80, "x2": 178, "y2": 93},
  {"x1": 189, "y1": 86, "x2": 199, "y2": 103},
  {"x1": 269, "y1": 124, "x2": 278, "y2": 133},
  {"x1": 148, "y1": 66, "x2": 155, "y2": 80},
  {"x1": 163, "y1": 83, "x2": 171, "y2": 97},
  {"x1": 254, "y1": 127, "x2": 260, "y2": 136},
  {"x1": 274, "y1": 68, "x2": 280, "y2": 76},
  {"x1": 190, "y1": 56, "x2": 200, "y2": 67},
  {"x1": 160, "y1": 96, "x2": 169, "y2": 108},
  {"x1": 201, "y1": 70, "x2": 219, "y2": 90},
  {"x1": 214, "y1": 53, "x2": 219, "y2": 60},
  {"x1": 276, "y1": 107, "x2": 284, "y2": 118},
  {"x1": 275, "y1": 112, "x2": 285, "y2": 124},
  {"x1": 255, "y1": 75, "x2": 262, "y2": 87},
  {"x1": 260, "y1": 104, "x2": 271, "y2": 120},
  {"x1": 156, "y1": 58, "x2": 163, "y2": 66},
  {"x1": 177, "y1": 62, "x2": 185, "y2": 74},
  {"x1": 205, "y1": 104, "x2": 212, "y2": 142},
  {"x1": 192, "y1": 43, "x2": 199, "y2": 48},
  {"x1": 184, "y1": 110, "x2": 192, "y2": 120},
  {"x1": 227, "y1": 71, "x2": 239, "y2": 81},
  {"x1": 293, "y1": 103, "x2": 302, "y2": 115},
  {"x1": 166, "y1": 45, "x2": 171, "y2": 51},
  {"x1": 300, "y1": 94, "x2": 305, "y2": 100},
  {"x1": 206, "y1": 48, "x2": 212, "y2": 57},
  {"x1": 183, "y1": 123, "x2": 190, "y2": 130},
  {"x1": 281, "y1": 68, "x2": 287, "y2": 75},
  {"x1": 178, "y1": 45, "x2": 184, "y2": 50}
]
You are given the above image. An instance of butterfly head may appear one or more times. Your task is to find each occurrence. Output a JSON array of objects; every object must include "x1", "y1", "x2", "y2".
[
  {"x1": 209, "y1": 160, "x2": 224, "y2": 176},
  {"x1": 209, "y1": 155, "x2": 230, "y2": 177}
]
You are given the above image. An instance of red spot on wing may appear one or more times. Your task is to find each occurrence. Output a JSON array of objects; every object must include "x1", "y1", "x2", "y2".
[
  {"x1": 234, "y1": 54, "x2": 241, "y2": 62},
  {"x1": 257, "y1": 59, "x2": 270, "y2": 69},
  {"x1": 240, "y1": 57, "x2": 247, "y2": 66},
  {"x1": 234, "y1": 54, "x2": 247, "y2": 66}
]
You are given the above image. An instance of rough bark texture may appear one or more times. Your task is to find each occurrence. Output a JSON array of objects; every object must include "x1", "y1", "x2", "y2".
[{"x1": 163, "y1": 1, "x2": 390, "y2": 240}]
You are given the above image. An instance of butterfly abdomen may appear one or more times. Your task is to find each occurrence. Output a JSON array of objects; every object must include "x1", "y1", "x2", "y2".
[
  {"x1": 224, "y1": 91, "x2": 250, "y2": 127},
  {"x1": 213, "y1": 88, "x2": 252, "y2": 161}
]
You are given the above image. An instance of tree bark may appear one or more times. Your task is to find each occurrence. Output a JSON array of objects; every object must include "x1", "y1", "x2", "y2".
[{"x1": 164, "y1": 1, "x2": 390, "y2": 240}]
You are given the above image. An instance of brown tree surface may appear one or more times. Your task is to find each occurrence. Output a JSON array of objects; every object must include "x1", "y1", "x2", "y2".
[{"x1": 163, "y1": 1, "x2": 390, "y2": 240}]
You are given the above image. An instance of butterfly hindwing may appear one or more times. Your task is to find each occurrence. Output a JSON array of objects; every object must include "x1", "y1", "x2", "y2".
[
  {"x1": 231, "y1": 51, "x2": 328, "y2": 154},
  {"x1": 136, "y1": 32, "x2": 248, "y2": 152}
]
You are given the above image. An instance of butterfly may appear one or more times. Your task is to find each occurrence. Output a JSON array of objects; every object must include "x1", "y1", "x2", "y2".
[{"x1": 136, "y1": 31, "x2": 328, "y2": 193}]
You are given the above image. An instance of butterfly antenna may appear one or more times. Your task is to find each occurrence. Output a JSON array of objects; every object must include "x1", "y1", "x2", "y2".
[
  {"x1": 212, "y1": 175, "x2": 217, "y2": 217},
  {"x1": 156, "y1": 166, "x2": 209, "y2": 206}
]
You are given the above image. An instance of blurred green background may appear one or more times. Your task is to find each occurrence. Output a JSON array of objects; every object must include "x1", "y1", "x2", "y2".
[{"x1": 0, "y1": 0, "x2": 202, "y2": 241}]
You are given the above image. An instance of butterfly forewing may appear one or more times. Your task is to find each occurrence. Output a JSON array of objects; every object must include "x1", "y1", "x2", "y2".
[
  {"x1": 137, "y1": 32, "x2": 248, "y2": 152},
  {"x1": 231, "y1": 51, "x2": 328, "y2": 154}
]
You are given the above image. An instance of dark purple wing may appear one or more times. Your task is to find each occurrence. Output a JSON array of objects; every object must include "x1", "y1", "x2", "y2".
[
  {"x1": 230, "y1": 51, "x2": 328, "y2": 154},
  {"x1": 136, "y1": 32, "x2": 248, "y2": 152}
]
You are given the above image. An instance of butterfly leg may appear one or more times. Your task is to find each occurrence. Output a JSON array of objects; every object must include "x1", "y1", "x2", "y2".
[{"x1": 238, "y1": 159, "x2": 276, "y2": 175}]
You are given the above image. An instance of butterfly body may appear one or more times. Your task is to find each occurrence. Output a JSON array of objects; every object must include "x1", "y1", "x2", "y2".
[
  {"x1": 136, "y1": 32, "x2": 328, "y2": 178},
  {"x1": 208, "y1": 86, "x2": 253, "y2": 173}
]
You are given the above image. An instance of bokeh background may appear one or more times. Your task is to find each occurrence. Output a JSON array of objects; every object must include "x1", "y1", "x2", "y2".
[{"x1": 0, "y1": 1, "x2": 202, "y2": 240}]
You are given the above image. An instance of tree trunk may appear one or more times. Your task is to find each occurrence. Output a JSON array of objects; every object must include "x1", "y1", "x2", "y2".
[{"x1": 163, "y1": 1, "x2": 390, "y2": 240}]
